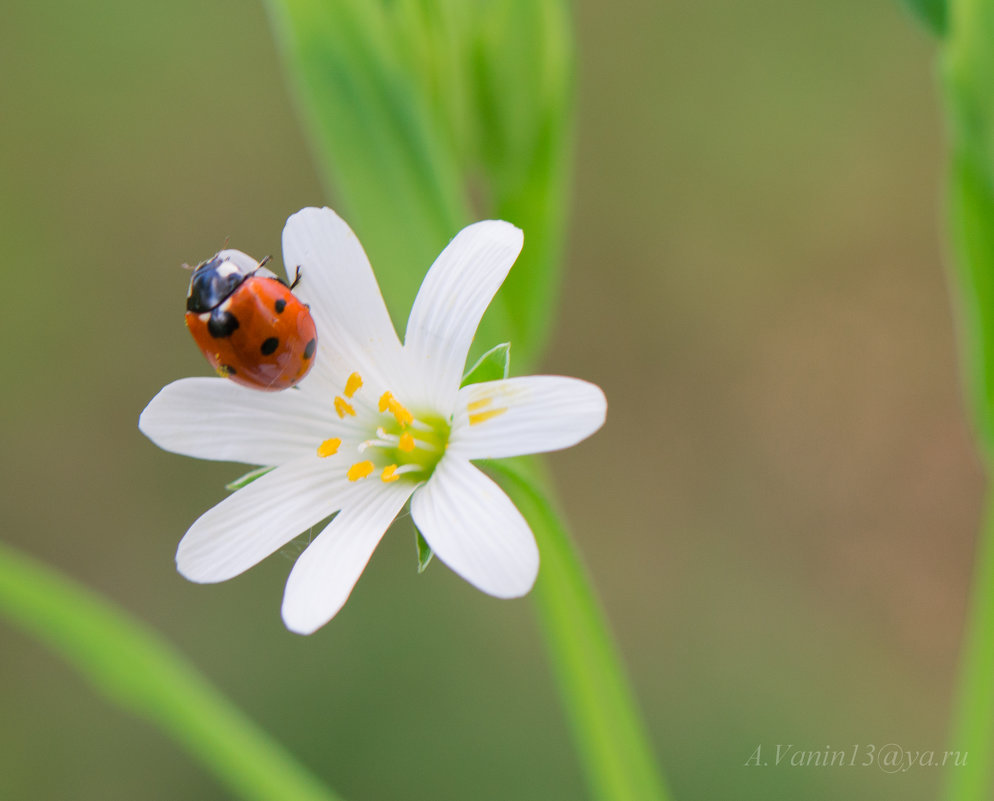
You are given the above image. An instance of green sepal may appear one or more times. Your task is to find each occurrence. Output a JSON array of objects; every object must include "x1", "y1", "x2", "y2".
[
  {"x1": 460, "y1": 342, "x2": 510, "y2": 388},
  {"x1": 225, "y1": 466, "x2": 275, "y2": 491},
  {"x1": 415, "y1": 530, "x2": 434, "y2": 573}
]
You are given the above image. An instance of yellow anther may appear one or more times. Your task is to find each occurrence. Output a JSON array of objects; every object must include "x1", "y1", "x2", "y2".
[
  {"x1": 377, "y1": 390, "x2": 413, "y2": 427},
  {"x1": 347, "y1": 460, "x2": 374, "y2": 481},
  {"x1": 466, "y1": 397, "x2": 491, "y2": 412},
  {"x1": 398, "y1": 432, "x2": 416, "y2": 452},
  {"x1": 344, "y1": 372, "x2": 363, "y2": 398},
  {"x1": 334, "y1": 396, "x2": 356, "y2": 418},
  {"x1": 317, "y1": 437, "x2": 341, "y2": 458},
  {"x1": 381, "y1": 464, "x2": 400, "y2": 483},
  {"x1": 469, "y1": 408, "x2": 507, "y2": 426},
  {"x1": 388, "y1": 399, "x2": 413, "y2": 427}
]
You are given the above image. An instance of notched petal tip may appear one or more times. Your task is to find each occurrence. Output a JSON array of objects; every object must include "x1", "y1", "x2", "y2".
[
  {"x1": 281, "y1": 609, "x2": 322, "y2": 636},
  {"x1": 279, "y1": 483, "x2": 414, "y2": 634},
  {"x1": 175, "y1": 540, "x2": 230, "y2": 585},
  {"x1": 460, "y1": 218, "x2": 524, "y2": 250}
]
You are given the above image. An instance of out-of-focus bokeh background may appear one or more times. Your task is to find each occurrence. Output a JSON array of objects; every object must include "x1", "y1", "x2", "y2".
[{"x1": 0, "y1": 1, "x2": 970, "y2": 799}]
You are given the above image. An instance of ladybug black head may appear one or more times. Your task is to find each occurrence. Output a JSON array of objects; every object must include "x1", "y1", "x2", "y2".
[{"x1": 186, "y1": 250, "x2": 260, "y2": 312}]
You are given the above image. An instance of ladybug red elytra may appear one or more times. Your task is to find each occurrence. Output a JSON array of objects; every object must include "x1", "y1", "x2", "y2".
[{"x1": 184, "y1": 249, "x2": 317, "y2": 391}]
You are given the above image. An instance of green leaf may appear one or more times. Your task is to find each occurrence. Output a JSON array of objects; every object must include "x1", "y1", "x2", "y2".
[
  {"x1": 225, "y1": 466, "x2": 275, "y2": 491},
  {"x1": 415, "y1": 529, "x2": 434, "y2": 573},
  {"x1": 0, "y1": 541, "x2": 342, "y2": 801},
  {"x1": 261, "y1": 0, "x2": 574, "y2": 370},
  {"x1": 262, "y1": 0, "x2": 470, "y2": 330},
  {"x1": 944, "y1": 490, "x2": 994, "y2": 801},
  {"x1": 946, "y1": 148, "x2": 994, "y2": 458},
  {"x1": 942, "y1": 0, "x2": 994, "y2": 459},
  {"x1": 899, "y1": 0, "x2": 947, "y2": 36},
  {"x1": 460, "y1": 342, "x2": 510, "y2": 387},
  {"x1": 471, "y1": 0, "x2": 575, "y2": 365},
  {"x1": 938, "y1": 5, "x2": 994, "y2": 801}
]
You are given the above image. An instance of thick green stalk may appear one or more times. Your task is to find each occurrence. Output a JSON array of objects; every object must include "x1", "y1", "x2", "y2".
[
  {"x1": 0, "y1": 541, "x2": 341, "y2": 801},
  {"x1": 488, "y1": 458, "x2": 672, "y2": 801}
]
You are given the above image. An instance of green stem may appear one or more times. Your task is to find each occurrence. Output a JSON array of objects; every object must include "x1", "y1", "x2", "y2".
[
  {"x1": 0, "y1": 540, "x2": 342, "y2": 801},
  {"x1": 945, "y1": 492, "x2": 994, "y2": 801},
  {"x1": 488, "y1": 457, "x2": 672, "y2": 801}
]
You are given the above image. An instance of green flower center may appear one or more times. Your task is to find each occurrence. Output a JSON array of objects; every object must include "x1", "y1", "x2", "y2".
[{"x1": 316, "y1": 372, "x2": 450, "y2": 485}]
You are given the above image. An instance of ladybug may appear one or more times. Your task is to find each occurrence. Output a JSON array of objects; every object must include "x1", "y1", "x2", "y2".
[{"x1": 185, "y1": 249, "x2": 317, "y2": 391}]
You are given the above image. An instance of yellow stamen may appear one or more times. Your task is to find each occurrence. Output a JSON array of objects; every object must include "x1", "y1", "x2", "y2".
[
  {"x1": 317, "y1": 437, "x2": 341, "y2": 458},
  {"x1": 398, "y1": 432, "x2": 416, "y2": 452},
  {"x1": 388, "y1": 399, "x2": 413, "y2": 427},
  {"x1": 377, "y1": 390, "x2": 413, "y2": 427},
  {"x1": 469, "y1": 408, "x2": 507, "y2": 426},
  {"x1": 334, "y1": 396, "x2": 356, "y2": 418},
  {"x1": 344, "y1": 372, "x2": 363, "y2": 398},
  {"x1": 467, "y1": 397, "x2": 491, "y2": 412},
  {"x1": 347, "y1": 460, "x2": 374, "y2": 481},
  {"x1": 381, "y1": 464, "x2": 400, "y2": 483}
]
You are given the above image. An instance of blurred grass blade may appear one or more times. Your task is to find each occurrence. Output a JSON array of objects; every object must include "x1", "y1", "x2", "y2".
[
  {"x1": 262, "y1": 0, "x2": 470, "y2": 333},
  {"x1": 487, "y1": 458, "x2": 671, "y2": 801},
  {"x1": 944, "y1": 494, "x2": 994, "y2": 801},
  {"x1": 938, "y1": 0, "x2": 994, "y2": 799},
  {"x1": 0, "y1": 541, "x2": 342, "y2": 801},
  {"x1": 943, "y1": 0, "x2": 994, "y2": 455},
  {"x1": 899, "y1": 0, "x2": 948, "y2": 35},
  {"x1": 262, "y1": 0, "x2": 573, "y2": 369},
  {"x1": 471, "y1": 0, "x2": 575, "y2": 365}
]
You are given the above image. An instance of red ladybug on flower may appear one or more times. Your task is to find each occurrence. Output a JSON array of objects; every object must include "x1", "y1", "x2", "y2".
[{"x1": 184, "y1": 250, "x2": 317, "y2": 391}]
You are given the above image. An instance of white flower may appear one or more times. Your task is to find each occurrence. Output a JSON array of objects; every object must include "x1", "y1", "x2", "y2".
[{"x1": 140, "y1": 207, "x2": 606, "y2": 634}]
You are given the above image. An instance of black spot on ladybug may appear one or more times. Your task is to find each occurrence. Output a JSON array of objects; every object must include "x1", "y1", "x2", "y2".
[
  {"x1": 208, "y1": 309, "x2": 240, "y2": 338},
  {"x1": 261, "y1": 337, "x2": 279, "y2": 356},
  {"x1": 274, "y1": 299, "x2": 286, "y2": 314},
  {"x1": 303, "y1": 338, "x2": 316, "y2": 360}
]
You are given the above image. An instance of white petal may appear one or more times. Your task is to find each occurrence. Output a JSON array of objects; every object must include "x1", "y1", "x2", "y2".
[
  {"x1": 177, "y1": 452, "x2": 361, "y2": 582},
  {"x1": 448, "y1": 376, "x2": 607, "y2": 460},
  {"x1": 410, "y1": 458, "x2": 538, "y2": 598},
  {"x1": 281, "y1": 481, "x2": 414, "y2": 635},
  {"x1": 139, "y1": 377, "x2": 334, "y2": 465},
  {"x1": 282, "y1": 207, "x2": 405, "y2": 396},
  {"x1": 403, "y1": 221, "x2": 523, "y2": 413}
]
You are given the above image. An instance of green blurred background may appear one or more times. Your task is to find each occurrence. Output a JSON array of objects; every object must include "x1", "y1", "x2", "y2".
[{"x1": 0, "y1": 1, "x2": 969, "y2": 799}]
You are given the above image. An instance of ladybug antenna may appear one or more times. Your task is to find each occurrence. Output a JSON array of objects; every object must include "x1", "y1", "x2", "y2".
[
  {"x1": 222, "y1": 236, "x2": 231, "y2": 249},
  {"x1": 180, "y1": 262, "x2": 195, "y2": 271},
  {"x1": 290, "y1": 265, "x2": 304, "y2": 290},
  {"x1": 259, "y1": 255, "x2": 272, "y2": 269}
]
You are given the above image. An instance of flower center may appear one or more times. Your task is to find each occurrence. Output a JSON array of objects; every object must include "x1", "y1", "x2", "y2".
[{"x1": 316, "y1": 372, "x2": 449, "y2": 485}]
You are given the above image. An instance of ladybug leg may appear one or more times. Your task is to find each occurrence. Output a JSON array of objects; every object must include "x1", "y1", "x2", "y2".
[{"x1": 290, "y1": 265, "x2": 303, "y2": 290}]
